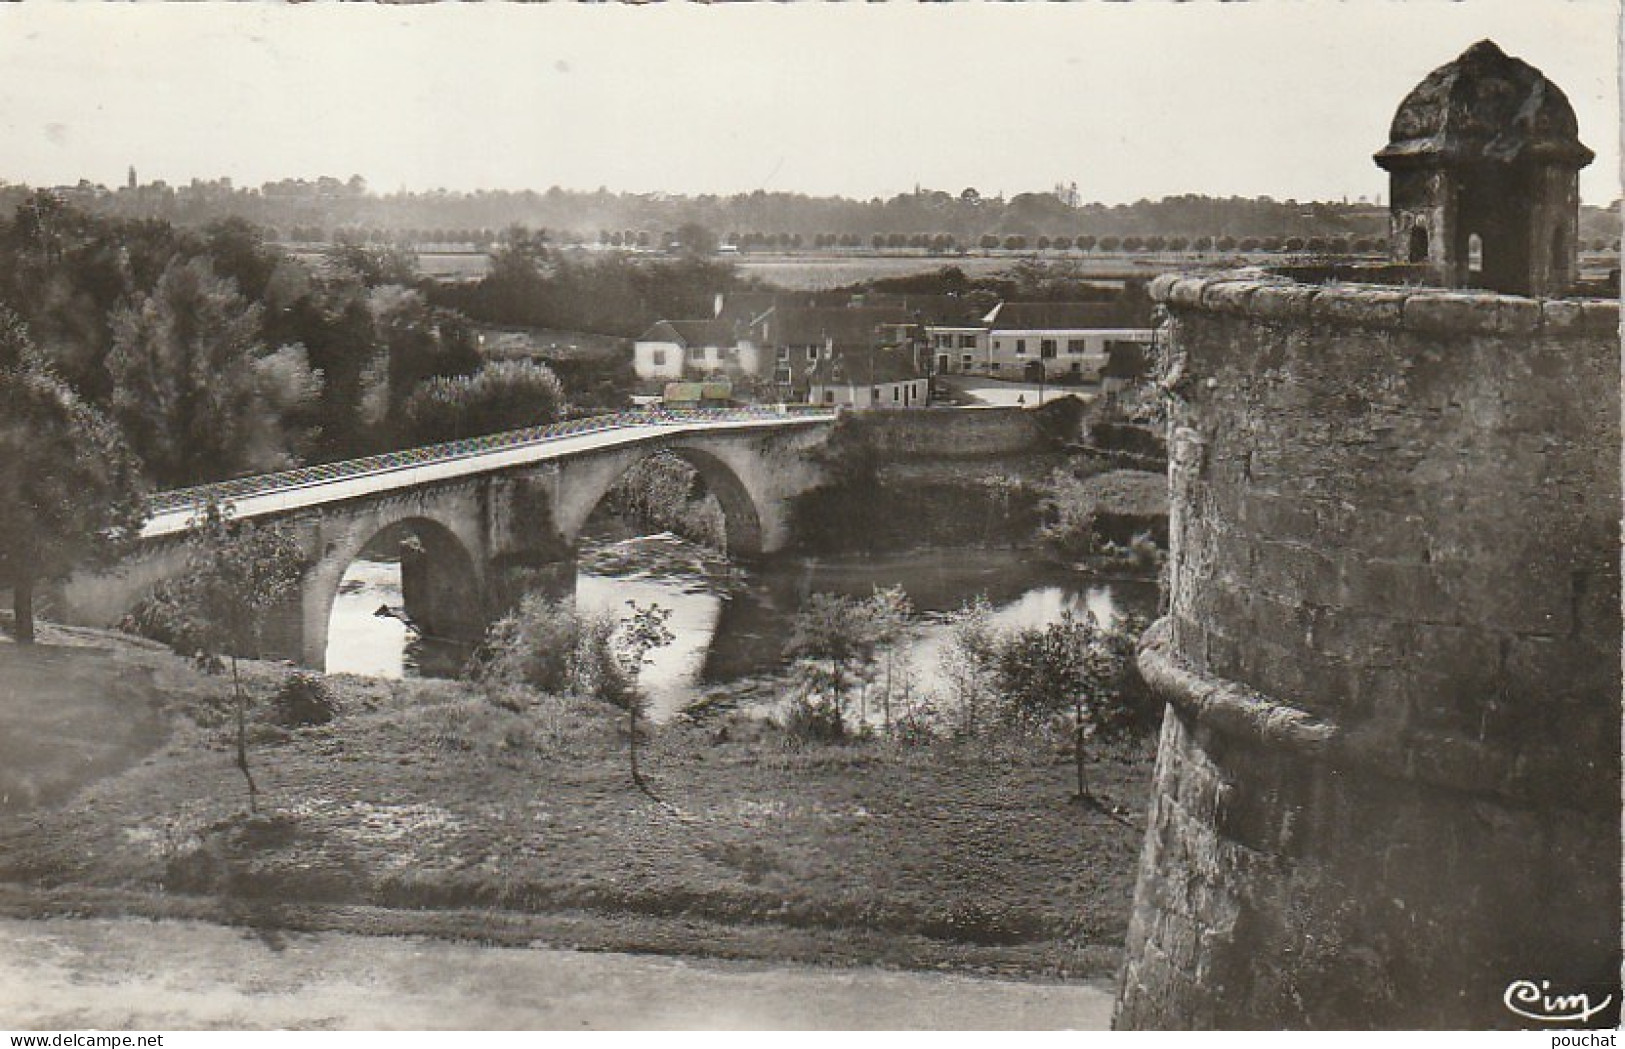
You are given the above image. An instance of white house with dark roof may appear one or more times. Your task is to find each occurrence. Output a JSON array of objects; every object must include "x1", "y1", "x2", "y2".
[
  {"x1": 926, "y1": 301, "x2": 1155, "y2": 381},
  {"x1": 632, "y1": 318, "x2": 767, "y2": 382},
  {"x1": 807, "y1": 346, "x2": 928, "y2": 409}
]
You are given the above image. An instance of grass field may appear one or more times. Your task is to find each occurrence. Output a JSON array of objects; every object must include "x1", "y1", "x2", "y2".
[
  {"x1": 0, "y1": 628, "x2": 1155, "y2": 979},
  {"x1": 736, "y1": 253, "x2": 1171, "y2": 291},
  {"x1": 393, "y1": 249, "x2": 1183, "y2": 291}
]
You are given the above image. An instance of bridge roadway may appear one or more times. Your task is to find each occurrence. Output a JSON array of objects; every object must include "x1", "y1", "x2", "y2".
[{"x1": 141, "y1": 405, "x2": 837, "y2": 538}]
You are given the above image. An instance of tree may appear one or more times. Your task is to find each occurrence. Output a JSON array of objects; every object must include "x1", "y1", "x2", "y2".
[
  {"x1": 941, "y1": 597, "x2": 998, "y2": 740},
  {"x1": 783, "y1": 588, "x2": 914, "y2": 731},
  {"x1": 108, "y1": 256, "x2": 317, "y2": 487},
  {"x1": 138, "y1": 505, "x2": 306, "y2": 811},
  {"x1": 994, "y1": 610, "x2": 1143, "y2": 809},
  {"x1": 0, "y1": 311, "x2": 146, "y2": 642},
  {"x1": 327, "y1": 234, "x2": 418, "y2": 288},
  {"x1": 603, "y1": 601, "x2": 674, "y2": 799},
  {"x1": 865, "y1": 586, "x2": 914, "y2": 730},
  {"x1": 400, "y1": 359, "x2": 567, "y2": 445},
  {"x1": 673, "y1": 222, "x2": 719, "y2": 258}
]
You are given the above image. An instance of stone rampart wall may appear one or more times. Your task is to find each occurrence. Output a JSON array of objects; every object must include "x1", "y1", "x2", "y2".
[{"x1": 1115, "y1": 274, "x2": 1621, "y2": 1029}]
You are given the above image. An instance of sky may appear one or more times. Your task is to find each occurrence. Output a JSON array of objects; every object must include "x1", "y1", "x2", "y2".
[{"x1": 1, "y1": 0, "x2": 1619, "y2": 205}]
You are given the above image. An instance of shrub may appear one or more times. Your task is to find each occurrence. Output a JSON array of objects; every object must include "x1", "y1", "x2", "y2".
[
  {"x1": 1031, "y1": 394, "x2": 1087, "y2": 447},
  {"x1": 887, "y1": 698, "x2": 940, "y2": 747},
  {"x1": 271, "y1": 672, "x2": 338, "y2": 727},
  {"x1": 476, "y1": 593, "x2": 618, "y2": 699},
  {"x1": 1128, "y1": 530, "x2": 1165, "y2": 572},
  {"x1": 400, "y1": 359, "x2": 567, "y2": 446},
  {"x1": 779, "y1": 695, "x2": 855, "y2": 744},
  {"x1": 603, "y1": 450, "x2": 728, "y2": 551}
]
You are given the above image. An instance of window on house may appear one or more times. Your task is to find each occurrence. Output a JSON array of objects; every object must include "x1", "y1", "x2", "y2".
[
  {"x1": 807, "y1": 347, "x2": 819, "y2": 362},
  {"x1": 686, "y1": 346, "x2": 703, "y2": 362},
  {"x1": 935, "y1": 334, "x2": 952, "y2": 348},
  {"x1": 823, "y1": 390, "x2": 835, "y2": 404},
  {"x1": 990, "y1": 362, "x2": 1001, "y2": 372},
  {"x1": 1070, "y1": 361, "x2": 1082, "y2": 373},
  {"x1": 1040, "y1": 339, "x2": 1057, "y2": 359},
  {"x1": 961, "y1": 353, "x2": 973, "y2": 367},
  {"x1": 1015, "y1": 340, "x2": 1026, "y2": 355},
  {"x1": 651, "y1": 350, "x2": 666, "y2": 367},
  {"x1": 960, "y1": 334, "x2": 977, "y2": 349},
  {"x1": 777, "y1": 346, "x2": 789, "y2": 361},
  {"x1": 892, "y1": 387, "x2": 900, "y2": 401},
  {"x1": 1068, "y1": 339, "x2": 1087, "y2": 354}
]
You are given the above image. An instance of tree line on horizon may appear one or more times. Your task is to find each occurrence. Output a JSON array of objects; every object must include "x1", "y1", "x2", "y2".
[{"x1": 13, "y1": 179, "x2": 1621, "y2": 253}]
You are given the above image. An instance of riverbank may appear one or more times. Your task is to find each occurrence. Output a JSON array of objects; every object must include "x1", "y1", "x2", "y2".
[{"x1": 0, "y1": 624, "x2": 1154, "y2": 981}]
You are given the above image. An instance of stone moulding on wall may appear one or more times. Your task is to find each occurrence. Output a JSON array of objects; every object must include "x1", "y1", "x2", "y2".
[
  {"x1": 1136, "y1": 618, "x2": 1614, "y2": 812},
  {"x1": 1146, "y1": 272, "x2": 1620, "y2": 337}
]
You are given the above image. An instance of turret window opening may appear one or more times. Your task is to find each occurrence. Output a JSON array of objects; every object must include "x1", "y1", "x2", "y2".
[{"x1": 1408, "y1": 225, "x2": 1430, "y2": 263}]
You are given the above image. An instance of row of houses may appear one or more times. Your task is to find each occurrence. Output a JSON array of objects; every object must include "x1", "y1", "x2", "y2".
[{"x1": 633, "y1": 291, "x2": 1154, "y2": 407}]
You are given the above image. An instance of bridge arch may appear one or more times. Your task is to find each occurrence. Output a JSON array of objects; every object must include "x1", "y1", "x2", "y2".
[
  {"x1": 554, "y1": 442, "x2": 768, "y2": 558},
  {"x1": 301, "y1": 502, "x2": 488, "y2": 669}
]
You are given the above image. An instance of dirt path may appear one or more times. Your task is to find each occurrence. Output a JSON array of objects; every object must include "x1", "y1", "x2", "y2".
[{"x1": 0, "y1": 916, "x2": 1115, "y2": 1030}]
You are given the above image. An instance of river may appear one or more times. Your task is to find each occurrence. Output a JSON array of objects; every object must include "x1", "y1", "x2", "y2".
[{"x1": 325, "y1": 534, "x2": 1161, "y2": 723}]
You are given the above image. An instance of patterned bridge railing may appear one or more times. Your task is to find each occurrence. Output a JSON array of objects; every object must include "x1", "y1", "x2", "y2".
[{"x1": 146, "y1": 405, "x2": 836, "y2": 517}]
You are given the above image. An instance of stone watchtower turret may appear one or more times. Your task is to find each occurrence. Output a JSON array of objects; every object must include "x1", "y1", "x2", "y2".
[
  {"x1": 1375, "y1": 40, "x2": 1593, "y2": 296},
  {"x1": 1114, "y1": 40, "x2": 1619, "y2": 1031}
]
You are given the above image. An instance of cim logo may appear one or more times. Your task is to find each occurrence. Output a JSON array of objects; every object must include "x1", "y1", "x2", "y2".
[{"x1": 1503, "y1": 979, "x2": 1615, "y2": 1025}]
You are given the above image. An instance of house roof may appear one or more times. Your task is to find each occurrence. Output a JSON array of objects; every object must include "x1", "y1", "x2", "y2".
[
  {"x1": 636, "y1": 318, "x2": 746, "y2": 347},
  {"x1": 808, "y1": 346, "x2": 925, "y2": 387},
  {"x1": 772, "y1": 306, "x2": 914, "y2": 348},
  {"x1": 984, "y1": 301, "x2": 1125, "y2": 332}
]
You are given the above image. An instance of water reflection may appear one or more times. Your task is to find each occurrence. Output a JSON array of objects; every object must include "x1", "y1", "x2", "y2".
[
  {"x1": 324, "y1": 532, "x2": 1160, "y2": 723},
  {"x1": 324, "y1": 555, "x2": 473, "y2": 680}
]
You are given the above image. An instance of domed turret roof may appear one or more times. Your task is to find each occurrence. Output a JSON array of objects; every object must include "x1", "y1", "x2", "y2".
[{"x1": 1375, "y1": 40, "x2": 1593, "y2": 169}]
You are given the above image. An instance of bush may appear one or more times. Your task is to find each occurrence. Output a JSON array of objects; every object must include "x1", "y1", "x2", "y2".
[
  {"x1": 779, "y1": 695, "x2": 856, "y2": 744},
  {"x1": 1031, "y1": 394, "x2": 1087, "y2": 447},
  {"x1": 400, "y1": 359, "x2": 567, "y2": 446},
  {"x1": 271, "y1": 672, "x2": 339, "y2": 727},
  {"x1": 887, "y1": 699, "x2": 940, "y2": 747},
  {"x1": 603, "y1": 450, "x2": 728, "y2": 551}
]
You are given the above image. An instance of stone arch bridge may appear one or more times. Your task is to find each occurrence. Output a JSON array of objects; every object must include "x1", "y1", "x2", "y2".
[{"x1": 55, "y1": 409, "x2": 836, "y2": 668}]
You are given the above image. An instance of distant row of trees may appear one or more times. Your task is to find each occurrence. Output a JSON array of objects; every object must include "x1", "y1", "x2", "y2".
[{"x1": 28, "y1": 179, "x2": 1621, "y2": 250}]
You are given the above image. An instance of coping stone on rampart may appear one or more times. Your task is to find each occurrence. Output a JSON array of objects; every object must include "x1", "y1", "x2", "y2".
[
  {"x1": 1199, "y1": 279, "x2": 1261, "y2": 315},
  {"x1": 1150, "y1": 273, "x2": 1620, "y2": 337}
]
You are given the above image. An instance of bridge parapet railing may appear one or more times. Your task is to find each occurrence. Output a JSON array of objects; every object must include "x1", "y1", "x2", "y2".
[{"x1": 146, "y1": 404, "x2": 833, "y2": 516}]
